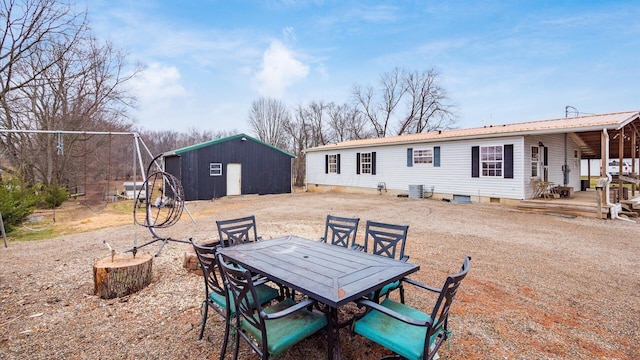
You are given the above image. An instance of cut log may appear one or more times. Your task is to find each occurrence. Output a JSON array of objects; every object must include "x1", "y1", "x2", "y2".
[{"x1": 93, "y1": 254, "x2": 153, "y2": 299}]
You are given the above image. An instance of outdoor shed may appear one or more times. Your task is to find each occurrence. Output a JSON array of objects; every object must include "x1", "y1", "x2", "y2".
[{"x1": 163, "y1": 134, "x2": 295, "y2": 201}]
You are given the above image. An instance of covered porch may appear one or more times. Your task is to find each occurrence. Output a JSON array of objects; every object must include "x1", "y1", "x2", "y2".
[
  {"x1": 519, "y1": 188, "x2": 607, "y2": 218},
  {"x1": 519, "y1": 185, "x2": 640, "y2": 219},
  {"x1": 527, "y1": 111, "x2": 640, "y2": 219}
]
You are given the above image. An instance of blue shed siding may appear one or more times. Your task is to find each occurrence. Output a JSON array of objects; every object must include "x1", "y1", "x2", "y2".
[{"x1": 165, "y1": 135, "x2": 293, "y2": 201}]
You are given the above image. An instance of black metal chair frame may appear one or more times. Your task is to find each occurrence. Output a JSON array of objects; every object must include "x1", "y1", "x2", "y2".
[
  {"x1": 363, "y1": 220, "x2": 409, "y2": 261},
  {"x1": 362, "y1": 220, "x2": 410, "y2": 303},
  {"x1": 216, "y1": 215, "x2": 292, "y2": 298},
  {"x1": 216, "y1": 215, "x2": 262, "y2": 247},
  {"x1": 189, "y1": 239, "x2": 231, "y2": 360},
  {"x1": 353, "y1": 256, "x2": 472, "y2": 360},
  {"x1": 216, "y1": 253, "x2": 327, "y2": 360},
  {"x1": 320, "y1": 215, "x2": 360, "y2": 249}
]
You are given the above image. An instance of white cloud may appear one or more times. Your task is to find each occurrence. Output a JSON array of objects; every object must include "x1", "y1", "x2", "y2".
[
  {"x1": 130, "y1": 63, "x2": 188, "y2": 109},
  {"x1": 127, "y1": 63, "x2": 192, "y2": 130},
  {"x1": 253, "y1": 40, "x2": 309, "y2": 97}
]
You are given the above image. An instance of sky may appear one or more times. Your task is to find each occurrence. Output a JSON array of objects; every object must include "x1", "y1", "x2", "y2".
[{"x1": 84, "y1": 0, "x2": 640, "y2": 135}]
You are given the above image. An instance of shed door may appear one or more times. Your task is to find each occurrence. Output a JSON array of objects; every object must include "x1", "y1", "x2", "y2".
[{"x1": 226, "y1": 163, "x2": 241, "y2": 196}]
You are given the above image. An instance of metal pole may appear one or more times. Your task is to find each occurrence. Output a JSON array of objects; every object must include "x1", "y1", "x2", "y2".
[
  {"x1": 133, "y1": 134, "x2": 146, "y2": 181},
  {"x1": 1, "y1": 128, "x2": 197, "y2": 226},
  {"x1": 0, "y1": 211, "x2": 7, "y2": 248},
  {"x1": 0, "y1": 129, "x2": 138, "y2": 136}
]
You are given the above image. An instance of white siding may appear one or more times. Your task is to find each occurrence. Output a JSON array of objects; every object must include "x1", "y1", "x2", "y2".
[
  {"x1": 523, "y1": 134, "x2": 582, "y2": 198},
  {"x1": 306, "y1": 136, "x2": 527, "y2": 200}
]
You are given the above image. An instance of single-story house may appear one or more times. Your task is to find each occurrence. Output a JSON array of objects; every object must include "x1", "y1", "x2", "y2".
[
  {"x1": 304, "y1": 110, "x2": 640, "y2": 206},
  {"x1": 163, "y1": 134, "x2": 295, "y2": 201}
]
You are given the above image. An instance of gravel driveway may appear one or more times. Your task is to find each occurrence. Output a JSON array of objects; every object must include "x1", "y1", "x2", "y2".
[{"x1": 1, "y1": 192, "x2": 638, "y2": 359}]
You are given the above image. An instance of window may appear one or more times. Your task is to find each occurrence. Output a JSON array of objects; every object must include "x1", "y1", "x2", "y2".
[
  {"x1": 356, "y1": 152, "x2": 376, "y2": 175},
  {"x1": 472, "y1": 145, "x2": 512, "y2": 178},
  {"x1": 328, "y1": 155, "x2": 338, "y2": 173},
  {"x1": 325, "y1": 154, "x2": 341, "y2": 174},
  {"x1": 481, "y1": 146, "x2": 503, "y2": 177},
  {"x1": 413, "y1": 149, "x2": 433, "y2": 164},
  {"x1": 531, "y1": 146, "x2": 539, "y2": 177},
  {"x1": 210, "y1": 163, "x2": 222, "y2": 176},
  {"x1": 360, "y1": 152, "x2": 372, "y2": 174}
]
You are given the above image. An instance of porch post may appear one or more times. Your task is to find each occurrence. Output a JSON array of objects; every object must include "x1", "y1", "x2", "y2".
[
  {"x1": 618, "y1": 127, "x2": 624, "y2": 195},
  {"x1": 632, "y1": 130, "x2": 637, "y2": 197},
  {"x1": 600, "y1": 131, "x2": 607, "y2": 206}
]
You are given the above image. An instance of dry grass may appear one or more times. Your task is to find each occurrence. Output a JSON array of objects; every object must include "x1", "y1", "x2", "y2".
[{"x1": 1, "y1": 192, "x2": 638, "y2": 359}]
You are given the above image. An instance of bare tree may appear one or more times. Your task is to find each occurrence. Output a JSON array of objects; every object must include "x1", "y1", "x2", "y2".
[
  {"x1": 139, "y1": 128, "x2": 236, "y2": 157},
  {"x1": 353, "y1": 67, "x2": 406, "y2": 137},
  {"x1": 0, "y1": 0, "x2": 87, "y2": 182},
  {"x1": 0, "y1": 1, "x2": 141, "y2": 193},
  {"x1": 352, "y1": 67, "x2": 456, "y2": 137},
  {"x1": 283, "y1": 109, "x2": 308, "y2": 187},
  {"x1": 303, "y1": 101, "x2": 331, "y2": 145},
  {"x1": 398, "y1": 69, "x2": 455, "y2": 134},
  {"x1": 10, "y1": 35, "x2": 138, "y2": 187},
  {"x1": 0, "y1": 0, "x2": 85, "y2": 97},
  {"x1": 283, "y1": 101, "x2": 373, "y2": 187},
  {"x1": 248, "y1": 97, "x2": 290, "y2": 150},
  {"x1": 352, "y1": 84, "x2": 380, "y2": 136},
  {"x1": 326, "y1": 102, "x2": 372, "y2": 142}
]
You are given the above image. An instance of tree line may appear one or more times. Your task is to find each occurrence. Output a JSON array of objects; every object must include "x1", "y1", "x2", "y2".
[
  {"x1": 249, "y1": 68, "x2": 456, "y2": 186},
  {"x1": 0, "y1": 0, "x2": 456, "y2": 196},
  {"x1": 0, "y1": 0, "x2": 234, "y2": 196}
]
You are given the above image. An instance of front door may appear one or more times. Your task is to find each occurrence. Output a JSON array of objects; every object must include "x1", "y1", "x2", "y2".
[{"x1": 226, "y1": 163, "x2": 241, "y2": 196}]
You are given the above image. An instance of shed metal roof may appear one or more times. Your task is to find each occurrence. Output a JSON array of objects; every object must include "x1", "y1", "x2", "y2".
[
  {"x1": 305, "y1": 110, "x2": 640, "y2": 156},
  {"x1": 165, "y1": 133, "x2": 295, "y2": 158}
]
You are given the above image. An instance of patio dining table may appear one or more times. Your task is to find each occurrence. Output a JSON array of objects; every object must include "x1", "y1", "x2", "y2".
[{"x1": 217, "y1": 235, "x2": 420, "y2": 360}]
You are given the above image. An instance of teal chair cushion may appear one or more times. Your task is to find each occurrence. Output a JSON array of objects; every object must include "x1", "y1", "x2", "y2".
[
  {"x1": 242, "y1": 298, "x2": 328, "y2": 357},
  {"x1": 209, "y1": 283, "x2": 279, "y2": 315},
  {"x1": 367, "y1": 280, "x2": 400, "y2": 300},
  {"x1": 208, "y1": 290, "x2": 228, "y2": 309},
  {"x1": 353, "y1": 298, "x2": 441, "y2": 360}
]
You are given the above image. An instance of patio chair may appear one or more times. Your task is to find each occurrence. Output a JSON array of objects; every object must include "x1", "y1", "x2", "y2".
[
  {"x1": 190, "y1": 239, "x2": 279, "y2": 359},
  {"x1": 320, "y1": 215, "x2": 360, "y2": 249},
  {"x1": 216, "y1": 216, "x2": 291, "y2": 298},
  {"x1": 362, "y1": 220, "x2": 410, "y2": 303},
  {"x1": 216, "y1": 253, "x2": 328, "y2": 360},
  {"x1": 352, "y1": 256, "x2": 471, "y2": 360},
  {"x1": 217, "y1": 215, "x2": 262, "y2": 247}
]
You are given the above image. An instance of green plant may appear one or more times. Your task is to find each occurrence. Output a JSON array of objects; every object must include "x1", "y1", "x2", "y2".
[
  {"x1": 0, "y1": 177, "x2": 37, "y2": 233},
  {"x1": 35, "y1": 182, "x2": 69, "y2": 209}
]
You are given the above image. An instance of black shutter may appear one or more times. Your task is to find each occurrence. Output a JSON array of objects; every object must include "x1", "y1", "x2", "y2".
[
  {"x1": 504, "y1": 144, "x2": 513, "y2": 179},
  {"x1": 371, "y1": 152, "x2": 377, "y2": 175},
  {"x1": 356, "y1": 153, "x2": 361, "y2": 174},
  {"x1": 325, "y1": 155, "x2": 328, "y2": 174},
  {"x1": 543, "y1": 146, "x2": 548, "y2": 166},
  {"x1": 337, "y1": 154, "x2": 341, "y2": 174},
  {"x1": 471, "y1": 146, "x2": 479, "y2": 178},
  {"x1": 407, "y1": 148, "x2": 413, "y2": 167},
  {"x1": 434, "y1": 146, "x2": 440, "y2": 167}
]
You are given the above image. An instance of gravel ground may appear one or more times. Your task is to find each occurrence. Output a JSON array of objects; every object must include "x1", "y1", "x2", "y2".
[{"x1": 0, "y1": 192, "x2": 638, "y2": 359}]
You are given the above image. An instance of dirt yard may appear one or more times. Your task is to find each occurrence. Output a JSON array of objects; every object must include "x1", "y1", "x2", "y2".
[{"x1": 1, "y1": 192, "x2": 638, "y2": 359}]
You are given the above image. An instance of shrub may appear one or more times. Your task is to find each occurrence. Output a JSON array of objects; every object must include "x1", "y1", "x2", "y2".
[
  {"x1": 35, "y1": 182, "x2": 68, "y2": 209},
  {"x1": 0, "y1": 178, "x2": 37, "y2": 233}
]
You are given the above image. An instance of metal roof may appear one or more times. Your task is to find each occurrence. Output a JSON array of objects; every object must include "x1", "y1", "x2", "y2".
[
  {"x1": 305, "y1": 110, "x2": 640, "y2": 154},
  {"x1": 165, "y1": 133, "x2": 295, "y2": 158}
]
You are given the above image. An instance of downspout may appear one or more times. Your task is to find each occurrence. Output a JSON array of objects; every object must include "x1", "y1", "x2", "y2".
[
  {"x1": 603, "y1": 129, "x2": 634, "y2": 222},
  {"x1": 304, "y1": 151, "x2": 308, "y2": 192},
  {"x1": 563, "y1": 133, "x2": 568, "y2": 186}
]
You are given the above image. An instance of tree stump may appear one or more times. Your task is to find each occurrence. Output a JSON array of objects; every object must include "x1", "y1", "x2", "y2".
[{"x1": 93, "y1": 254, "x2": 153, "y2": 299}]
